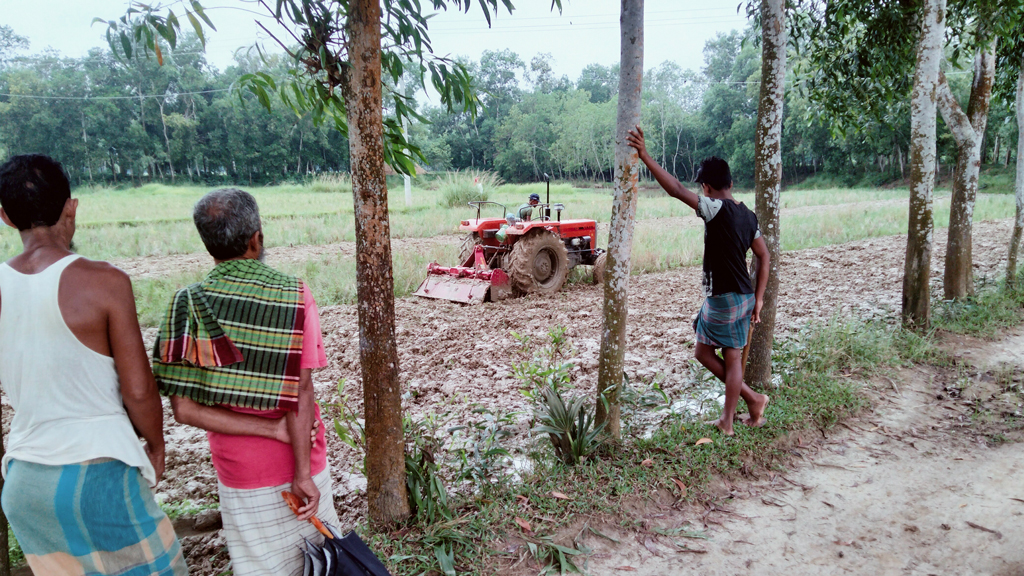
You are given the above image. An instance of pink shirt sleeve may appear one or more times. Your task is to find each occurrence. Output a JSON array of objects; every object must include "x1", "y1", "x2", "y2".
[{"x1": 301, "y1": 282, "x2": 329, "y2": 369}]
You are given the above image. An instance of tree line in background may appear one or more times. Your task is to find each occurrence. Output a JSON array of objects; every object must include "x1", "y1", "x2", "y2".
[{"x1": 1, "y1": 22, "x2": 1019, "y2": 189}]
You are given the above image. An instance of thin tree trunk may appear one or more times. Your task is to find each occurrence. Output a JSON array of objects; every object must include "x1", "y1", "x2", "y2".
[
  {"x1": 903, "y1": 0, "x2": 946, "y2": 329},
  {"x1": 157, "y1": 100, "x2": 176, "y2": 183},
  {"x1": 596, "y1": 0, "x2": 644, "y2": 440},
  {"x1": 1007, "y1": 56, "x2": 1024, "y2": 290},
  {"x1": 343, "y1": 0, "x2": 409, "y2": 525},
  {"x1": 746, "y1": 0, "x2": 787, "y2": 388},
  {"x1": 937, "y1": 33, "x2": 997, "y2": 300}
]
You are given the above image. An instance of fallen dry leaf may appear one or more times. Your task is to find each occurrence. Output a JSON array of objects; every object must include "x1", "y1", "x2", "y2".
[
  {"x1": 614, "y1": 567, "x2": 637, "y2": 572},
  {"x1": 695, "y1": 438, "x2": 713, "y2": 446},
  {"x1": 641, "y1": 458, "x2": 654, "y2": 467},
  {"x1": 671, "y1": 478, "x2": 687, "y2": 496},
  {"x1": 642, "y1": 536, "x2": 662, "y2": 556},
  {"x1": 551, "y1": 491, "x2": 571, "y2": 500},
  {"x1": 514, "y1": 517, "x2": 531, "y2": 532},
  {"x1": 515, "y1": 494, "x2": 529, "y2": 505}
]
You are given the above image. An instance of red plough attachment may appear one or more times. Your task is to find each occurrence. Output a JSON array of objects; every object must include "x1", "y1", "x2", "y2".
[{"x1": 413, "y1": 245, "x2": 511, "y2": 304}]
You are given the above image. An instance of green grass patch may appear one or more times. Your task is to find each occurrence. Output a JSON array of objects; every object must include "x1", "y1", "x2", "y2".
[
  {"x1": 7, "y1": 527, "x2": 25, "y2": 568},
  {"x1": 159, "y1": 499, "x2": 219, "y2": 521},
  {"x1": 933, "y1": 278, "x2": 1024, "y2": 337}
]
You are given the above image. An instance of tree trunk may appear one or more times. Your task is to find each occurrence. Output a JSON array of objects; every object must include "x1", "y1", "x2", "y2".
[
  {"x1": 903, "y1": 0, "x2": 946, "y2": 329},
  {"x1": 343, "y1": 0, "x2": 410, "y2": 525},
  {"x1": 1008, "y1": 56, "x2": 1024, "y2": 290},
  {"x1": 937, "y1": 34, "x2": 997, "y2": 300},
  {"x1": 746, "y1": 0, "x2": 787, "y2": 388},
  {"x1": 596, "y1": 0, "x2": 644, "y2": 441},
  {"x1": 157, "y1": 100, "x2": 176, "y2": 183}
]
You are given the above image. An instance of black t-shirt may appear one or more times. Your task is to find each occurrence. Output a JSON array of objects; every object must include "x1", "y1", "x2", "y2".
[{"x1": 696, "y1": 196, "x2": 760, "y2": 296}]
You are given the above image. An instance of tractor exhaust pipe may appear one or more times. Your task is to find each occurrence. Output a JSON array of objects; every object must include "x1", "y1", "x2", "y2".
[{"x1": 543, "y1": 173, "x2": 551, "y2": 220}]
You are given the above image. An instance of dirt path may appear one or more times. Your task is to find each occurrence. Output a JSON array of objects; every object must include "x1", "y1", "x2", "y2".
[{"x1": 581, "y1": 326, "x2": 1024, "y2": 575}]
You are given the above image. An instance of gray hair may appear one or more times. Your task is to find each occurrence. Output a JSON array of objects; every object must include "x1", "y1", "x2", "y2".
[{"x1": 193, "y1": 188, "x2": 262, "y2": 260}]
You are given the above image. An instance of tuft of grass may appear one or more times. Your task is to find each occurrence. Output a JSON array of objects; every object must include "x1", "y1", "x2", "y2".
[
  {"x1": 438, "y1": 170, "x2": 502, "y2": 208},
  {"x1": 933, "y1": 281, "x2": 1024, "y2": 337},
  {"x1": 160, "y1": 499, "x2": 219, "y2": 521},
  {"x1": 8, "y1": 527, "x2": 25, "y2": 567},
  {"x1": 310, "y1": 172, "x2": 352, "y2": 193}
]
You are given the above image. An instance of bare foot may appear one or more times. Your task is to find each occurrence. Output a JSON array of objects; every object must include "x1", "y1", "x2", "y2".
[
  {"x1": 707, "y1": 418, "x2": 734, "y2": 437},
  {"x1": 742, "y1": 394, "x2": 770, "y2": 428}
]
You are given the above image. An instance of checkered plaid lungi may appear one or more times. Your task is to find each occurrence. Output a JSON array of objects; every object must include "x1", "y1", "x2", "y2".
[
  {"x1": 694, "y1": 292, "x2": 755, "y2": 349},
  {"x1": 1, "y1": 458, "x2": 187, "y2": 576},
  {"x1": 218, "y1": 467, "x2": 339, "y2": 576}
]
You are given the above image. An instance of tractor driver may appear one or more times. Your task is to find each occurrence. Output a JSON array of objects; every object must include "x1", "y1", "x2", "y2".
[{"x1": 518, "y1": 193, "x2": 541, "y2": 221}]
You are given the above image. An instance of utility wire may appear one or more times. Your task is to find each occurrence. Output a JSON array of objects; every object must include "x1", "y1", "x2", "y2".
[{"x1": 0, "y1": 88, "x2": 232, "y2": 101}]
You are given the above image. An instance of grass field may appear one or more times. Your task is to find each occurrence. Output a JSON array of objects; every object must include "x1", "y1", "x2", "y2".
[{"x1": 0, "y1": 180, "x2": 1015, "y2": 327}]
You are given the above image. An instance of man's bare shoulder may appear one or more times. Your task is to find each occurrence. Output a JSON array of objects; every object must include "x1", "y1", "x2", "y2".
[{"x1": 66, "y1": 258, "x2": 134, "y2": 297}]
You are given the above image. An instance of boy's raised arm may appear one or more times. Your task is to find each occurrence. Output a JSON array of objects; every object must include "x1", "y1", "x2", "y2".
[{"x1": 626, "y1": 126, "x2": 700, "y2": 210}]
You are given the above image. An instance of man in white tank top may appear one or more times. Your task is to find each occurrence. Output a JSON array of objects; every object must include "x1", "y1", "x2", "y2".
[{"x1": 0, "y1": 155, "x2": 187, "y2": 575}]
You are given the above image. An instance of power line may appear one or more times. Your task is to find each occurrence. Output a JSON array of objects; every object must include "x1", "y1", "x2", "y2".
[{"x1": 0, "y1": 88, "x2": 231, "y2": 101}]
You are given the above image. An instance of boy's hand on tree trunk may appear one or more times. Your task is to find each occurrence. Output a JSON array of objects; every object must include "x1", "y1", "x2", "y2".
[
  {"x1": 626, "y1": 125, "x2": 648, "y2": 158},
  {"x1": 753, "y1": 299, "x2": 763, "y2": 323}
]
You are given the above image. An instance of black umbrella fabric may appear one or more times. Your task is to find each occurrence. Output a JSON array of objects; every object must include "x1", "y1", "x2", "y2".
[{"x1": 300, "y1": 523, "x2": 393, "y2": 576}]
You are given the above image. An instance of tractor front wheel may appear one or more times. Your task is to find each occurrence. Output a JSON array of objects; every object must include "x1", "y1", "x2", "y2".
[{"x1": 509, "y1": 230, "x2": 569, "y2": 295}]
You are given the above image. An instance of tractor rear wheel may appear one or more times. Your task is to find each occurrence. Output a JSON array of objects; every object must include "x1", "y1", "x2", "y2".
[
  {"x1": 509, "y1": 230, "x2": 569, "y2": 295},
  {"x1": 592, "y1": 252, "x2": 607, "y2": 285},
  {"x1": 458, "y1": 232, "x2": 481, "y2": 266}
]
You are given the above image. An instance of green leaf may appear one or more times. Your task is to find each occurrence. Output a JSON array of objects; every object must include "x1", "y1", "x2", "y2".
[
  {"x1": 119, "y1": 32, "x2": 133, "y2": 59},
  {"x1": 434, "y1": 544, "x2": 456, "y2": 576},
  {"x1": 185, "y1": 11, "x2": 207, "y2": 47}
]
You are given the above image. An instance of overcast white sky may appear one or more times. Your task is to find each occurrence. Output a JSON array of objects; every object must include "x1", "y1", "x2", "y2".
[{"x1": 2, "y1": 0, "x2": 749, "y2": 82}]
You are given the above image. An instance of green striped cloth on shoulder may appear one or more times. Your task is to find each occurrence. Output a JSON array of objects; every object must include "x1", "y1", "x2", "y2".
[{"x1": 152, "y1": 258, "x2": 305, "y2": 411}]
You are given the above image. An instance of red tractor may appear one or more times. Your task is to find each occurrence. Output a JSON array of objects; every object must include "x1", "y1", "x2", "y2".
[{"x1": 415, "y1": 180, "x2": 606, "y2": 304}]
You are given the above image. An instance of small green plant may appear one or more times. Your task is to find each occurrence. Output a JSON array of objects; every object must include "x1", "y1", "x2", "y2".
[
  {"x1": 513, "y1": 326, "x2": 574, "y2": 400},
  {"x1": 438, "y1": 169, "x2": 502, "y2": 207},
  {"x1": 533, "y1": 385, "x2": 606, "y2": 466},
  {"x1": 452, "y1": 407, "x2": 516, "y2": 495},
  {"x1": 404, "y1": 413, "x2": 454, "y2": 523},
  {"x1": 526, "y1": 536, "x2": 584, "y2": 575},
  {"x1": 323, "y1": 380, "x2": 365, "y2": 453}
]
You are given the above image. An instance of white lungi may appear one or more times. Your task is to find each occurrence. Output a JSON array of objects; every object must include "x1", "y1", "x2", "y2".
[{"x1": 219, "y1": 467, "x2": 340, "y2": 576}]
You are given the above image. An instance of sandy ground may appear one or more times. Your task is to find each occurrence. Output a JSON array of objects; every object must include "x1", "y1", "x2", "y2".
[{"x1": 581, "y1": 327, "x2": 1024, "y2": 575}]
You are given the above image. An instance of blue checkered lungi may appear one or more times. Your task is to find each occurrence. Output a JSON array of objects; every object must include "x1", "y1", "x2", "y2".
[
  {"x1": 1, "y1": 458, "x2": 187, "y2": 576},
  {"x1": 694, "y1": 292, "x2": 755, "y2": 349}
]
